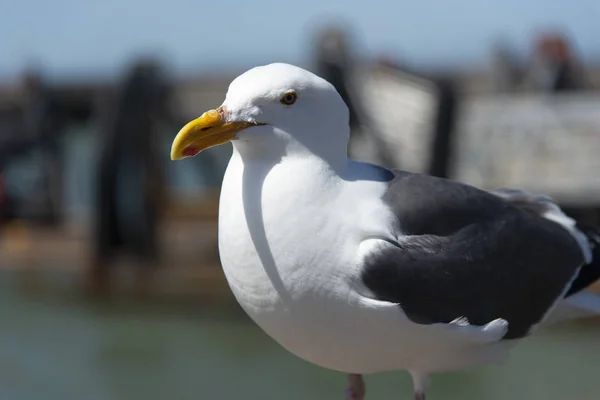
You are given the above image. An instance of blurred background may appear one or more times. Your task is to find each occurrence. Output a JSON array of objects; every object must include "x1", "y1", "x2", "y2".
[{"x1": 2, "y1": 1, "x2": 600, "y2": 399}]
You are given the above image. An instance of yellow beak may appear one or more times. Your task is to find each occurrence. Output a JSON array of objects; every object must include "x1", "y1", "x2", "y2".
[{"x1": 170, "y1": 109, "x2": 260, "y2": 160}]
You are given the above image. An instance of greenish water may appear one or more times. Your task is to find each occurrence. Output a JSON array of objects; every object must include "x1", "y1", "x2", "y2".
[{"x1": 1, "y1": 274, "x2": 600, "y2": 400}]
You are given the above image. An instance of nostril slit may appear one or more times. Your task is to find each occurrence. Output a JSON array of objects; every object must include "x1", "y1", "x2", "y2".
[{"x1": 200, "y1": 126, "x2": 211, "y2": 131}]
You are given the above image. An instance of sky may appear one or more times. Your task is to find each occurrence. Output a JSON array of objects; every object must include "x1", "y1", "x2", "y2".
[{"x1": 2, "y1": 0, "x2": 600, "y2": 80}]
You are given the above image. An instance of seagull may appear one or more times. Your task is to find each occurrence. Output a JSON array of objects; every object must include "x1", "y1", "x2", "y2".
[{"x1": 170, "y1": 63, "x2": 600, "y2": 400}]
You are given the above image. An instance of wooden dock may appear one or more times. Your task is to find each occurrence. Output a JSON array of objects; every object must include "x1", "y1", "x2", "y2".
[
  {"x1": 0, "y1": 194, "x2": 240, "y2": 306},
  {"x1": 1, "y1": 193, "x2": 599, "y2": 306}
]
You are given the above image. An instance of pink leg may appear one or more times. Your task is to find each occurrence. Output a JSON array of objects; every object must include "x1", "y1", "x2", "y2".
[
  {"x1": 345, "y1": 374, "x2": 365, "y2": 400},
  {"x1": 410, "y1": 371, "x2": 429, "y2": 400}
]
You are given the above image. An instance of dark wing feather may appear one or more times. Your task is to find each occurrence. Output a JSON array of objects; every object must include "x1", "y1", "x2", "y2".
[{"x1": 361, "y1": 170, "x2": 586, "y2": 339}]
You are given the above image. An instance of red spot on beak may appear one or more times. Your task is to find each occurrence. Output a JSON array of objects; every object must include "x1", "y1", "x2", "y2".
[{"x1": 183, "y1": 146, "x2": 200, "y2": 157}]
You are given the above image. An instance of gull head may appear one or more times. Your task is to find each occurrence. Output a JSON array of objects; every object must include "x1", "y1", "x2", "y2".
[{"x1": 170, "y1": 63, "x2": 350, "y2": 162}]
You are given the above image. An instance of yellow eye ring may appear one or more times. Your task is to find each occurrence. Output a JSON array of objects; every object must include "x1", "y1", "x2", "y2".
[{"x1": 280, "y1": 91, "x2": 298, "y2": 106}]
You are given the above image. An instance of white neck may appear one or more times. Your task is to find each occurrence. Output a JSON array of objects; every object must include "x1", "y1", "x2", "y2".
[{"x1": 232, "y1": 128, "x2": 349, "y2": 176}]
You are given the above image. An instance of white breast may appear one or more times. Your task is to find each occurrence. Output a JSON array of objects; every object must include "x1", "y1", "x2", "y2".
[
  {"x1": 219, "y1": 155, "x2": 376, "y2": 306},
  {"x1": 217, "y1": 154, "x2": 399, "y2": 365},
  {"x1": 216, "y1": 154, "x2": 510, "y2": 374}
]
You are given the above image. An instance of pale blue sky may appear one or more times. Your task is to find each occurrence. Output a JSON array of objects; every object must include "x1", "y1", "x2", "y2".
[{"x1": 2, "y1": 0, "x2": 600, "y2": 80}]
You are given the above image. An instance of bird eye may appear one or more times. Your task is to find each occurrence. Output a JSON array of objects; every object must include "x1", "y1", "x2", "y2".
[{"x1": 280, "y1": 91, "x2": 298, "y2": 106}]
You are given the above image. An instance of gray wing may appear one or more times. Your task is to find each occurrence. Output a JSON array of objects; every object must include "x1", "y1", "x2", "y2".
[{"x1": 360, "y1": 170, "x2": 587, "y2": 339}]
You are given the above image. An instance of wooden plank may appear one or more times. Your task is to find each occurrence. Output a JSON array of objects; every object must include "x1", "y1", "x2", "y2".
[
  {"x1": 352, "y1": 65, "x2": 439, "y2": 171},
  {"x1": 451, "y1": 93, "x2": 600, "y2": 205}
]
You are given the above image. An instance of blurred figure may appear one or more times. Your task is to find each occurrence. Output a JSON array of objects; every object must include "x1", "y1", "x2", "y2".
[
  {"x1": 313, "y1": 25, "x2": 360, "y2": 129},
  {"x1": 0, "y1": 174, "x2": 8, "y2": 226},
  {"x1": 21, "y1": 69, "x2": 64, "y2": 225},
  {"x1": 88, "y1": 59, "x2": 170, "y2": 298},
  {"x1": 0, "y1": 69, "x2": 64, "y2": 225},
  {"x1": 313, "y1": 25, "x2": 398, "y2": 170},
  {"x1": 490, "y1": 40, "x2": 520, "y2": 93},
  {"x1": 523, "y1": 32, "x2": 587, "y2": 92}
]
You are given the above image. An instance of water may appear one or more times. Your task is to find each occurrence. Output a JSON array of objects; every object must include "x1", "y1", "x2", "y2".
[{"x1": 1, "y1": 274, "x2": 600, "y2": 400}]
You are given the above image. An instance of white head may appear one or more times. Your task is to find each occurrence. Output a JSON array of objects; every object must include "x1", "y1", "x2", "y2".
[{"x1": 170, "y1": 63, "x2": 350, "y2": 165}]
